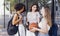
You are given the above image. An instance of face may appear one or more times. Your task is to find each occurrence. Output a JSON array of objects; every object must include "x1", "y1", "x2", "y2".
[
  {"x1": 32, "y1": 5, "x2": 37, "y2": 12},
  {"x1": 19, "y1": 7, "x2": 24, "y2": 13},
  {"x1": 40, "y1": 7, "x2": 45, "y2": 16}
]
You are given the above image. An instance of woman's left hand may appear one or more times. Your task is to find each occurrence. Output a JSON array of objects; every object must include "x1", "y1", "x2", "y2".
[{"x1": 29, "y1": 27, "x2": 37, "y2": 32}]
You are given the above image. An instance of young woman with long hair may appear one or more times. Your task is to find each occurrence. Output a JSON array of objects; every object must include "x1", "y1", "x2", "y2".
[
  {"x1": 38, "y1": 6, "x2": 52, "y2": 36},
  {"x1": 26, "y1": 3, "x2": 41, "y2": 36},
  {"x1": 33, "y1": 6, "x2": 52, "y2": 36}
]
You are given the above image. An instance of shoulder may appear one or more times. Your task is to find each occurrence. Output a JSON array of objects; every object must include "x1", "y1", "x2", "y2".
[
  {"x1": 13, "y1": 14, "x2": 18, "y2": 18},
  {"x1": 27, "y1": 12, "x2": 31, "y2": 14},
  {"x1": 36, "y1": 12, "x2": 40, "y2": 15},
  {"x1": 36, "y1": 12, "x2": 40, "y2": 13},
  {"x1": 14, "y1": 14, "x2": 18, "y2": 17}
]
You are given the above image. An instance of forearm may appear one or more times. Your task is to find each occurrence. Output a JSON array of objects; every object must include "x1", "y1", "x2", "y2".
[
  {"x1": 12, "y1": 19, "x2": 21, "y2": 25},
  {"x1": 33, "y1": 28, "x2": 48, "y2": 33},
  {"x1": 38, "y1": 29, "x2": 48, "y2": 34}
]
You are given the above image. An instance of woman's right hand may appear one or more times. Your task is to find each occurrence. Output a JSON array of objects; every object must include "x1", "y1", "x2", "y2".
[
  {"x1": 19, "y1": 15, "x2": 22, "y2": 19},
  {"x1": 18, "y1": 15, "x2": 23, "y2": 24},
  {"x1": 29, "y1": 29, "x2": 36, "y2": 32}
]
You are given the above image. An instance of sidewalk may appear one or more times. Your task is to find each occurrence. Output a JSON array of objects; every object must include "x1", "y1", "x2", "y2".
[{"x1": 0, "y1": 28, "x2": 9, "y2": 36}]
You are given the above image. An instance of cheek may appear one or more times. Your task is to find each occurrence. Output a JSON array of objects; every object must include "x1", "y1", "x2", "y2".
[
  {"x1": 32, "y1": 7, "x2": 36, "y2": 10},
  {"x1": 42, "y1": 9, "x2": 45, "y2": 13},
  {"x1": 41, "y1": 10, "x2": 43, "y2": 14},
  {"x1": 22, "y1": 8, "x2": 24, "y2": 11},
  {"x1": 41, "y1": 11, "x2": 45, "y2": 15},
  {"x1": 32, "y1": 7, "x2": 34, "y2": 10},
  {"x1": 20, "y1": 9, "x2": 24, "y2": 13},
  {"x1": 23, "y1": 8, "x2": 24, "y2": 11}
]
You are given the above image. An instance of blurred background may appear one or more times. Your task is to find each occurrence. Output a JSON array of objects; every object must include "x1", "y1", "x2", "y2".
[{"x1": 0, "y1": 0, "x2": 60, "y2": 36}]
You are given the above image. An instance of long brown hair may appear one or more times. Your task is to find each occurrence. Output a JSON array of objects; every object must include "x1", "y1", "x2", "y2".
[
  {"x1": 30, "y1": 3, "x2": 39, "y2": 12},
  {"x1": 43, "y1": 6, "x2": 52, "y2": 27}
]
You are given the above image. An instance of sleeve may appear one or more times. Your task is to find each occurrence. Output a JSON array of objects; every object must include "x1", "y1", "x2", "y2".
[
  {"x1": 27, "y1": 12, "x2": 30, "y2": 22},
  {"x1": 27, "y1": 12, "x2": 30, "y2": 18},
  {"x1": 37, "y1": 12, "x2": 40, "y2": 18}
]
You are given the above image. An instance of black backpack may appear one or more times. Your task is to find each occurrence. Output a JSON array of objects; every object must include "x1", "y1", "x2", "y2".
[{"x1": 7, "y1": 13, "x2": 19, "y2": 35}]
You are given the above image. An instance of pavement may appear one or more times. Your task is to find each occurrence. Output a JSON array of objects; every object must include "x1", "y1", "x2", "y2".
[
  {"x1": 0, "y1": 15, "x2": 12, "y2": 36},
  {"x1": 0, "y1": 28, "x2": 9, "y2": 36}
]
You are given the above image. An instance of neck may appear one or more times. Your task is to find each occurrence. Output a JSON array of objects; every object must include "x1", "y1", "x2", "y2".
[
  {"x1": 16, "y1": 11, "x2": 21, "y2": 15},
  {"x1": 32, "y1": 10, "x2": 35, "y2": 12}
]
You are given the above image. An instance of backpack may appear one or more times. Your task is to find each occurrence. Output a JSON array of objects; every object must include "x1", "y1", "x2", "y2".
[{"x1": 7, "y1": 13, "x2": 19, "y2": 35}]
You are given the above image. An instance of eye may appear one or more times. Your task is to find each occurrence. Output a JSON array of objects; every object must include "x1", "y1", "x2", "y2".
[{"x1": 33, "y1": 7, "x2": 36, "y2": 8}]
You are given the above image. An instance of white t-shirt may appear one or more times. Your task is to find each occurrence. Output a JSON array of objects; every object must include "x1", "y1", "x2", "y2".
[
  {"x1": 27, "y1": 12, "x2": 40, "y2": 23},
  {"x1": 38, "y1": 18, "x2": 50, "y2": 31}
]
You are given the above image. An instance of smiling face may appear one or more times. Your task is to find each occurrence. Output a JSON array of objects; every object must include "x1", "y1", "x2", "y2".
[{"x1": 32, "y1": 5, "x2": 37, "y2": 12}]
